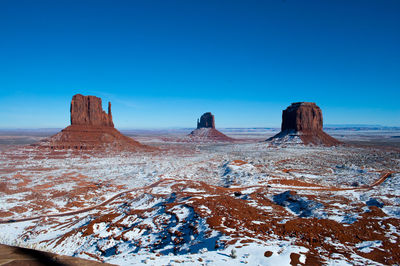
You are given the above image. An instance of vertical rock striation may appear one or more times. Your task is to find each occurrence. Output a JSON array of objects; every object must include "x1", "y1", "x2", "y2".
[
  {"x1": 281, "y1": 102, "x2": 322, "y2": 132},
  {"x1": 70, "y1": 94, "x2": 114, "y2": 127}
]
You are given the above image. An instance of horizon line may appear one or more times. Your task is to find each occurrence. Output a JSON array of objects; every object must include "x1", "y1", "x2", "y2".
[{"x1": 1, "y1": 124, "x2": 400, "y2": 131}]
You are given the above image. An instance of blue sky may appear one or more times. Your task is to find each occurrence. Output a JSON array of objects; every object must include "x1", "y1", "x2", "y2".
[{"x1": 1, "y1": 0, "x2": 399, "y2": 128}]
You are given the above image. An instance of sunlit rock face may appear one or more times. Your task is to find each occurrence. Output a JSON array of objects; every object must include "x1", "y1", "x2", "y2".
[{"x1": 70, "y1": 94, "x2": 114, "y2": 127}]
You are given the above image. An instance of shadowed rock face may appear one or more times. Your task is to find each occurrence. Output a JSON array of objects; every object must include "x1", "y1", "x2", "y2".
[
  {"x1": 268, "y1": 102, "x2": 341, "y2": 146},
  {"x1": 71, "y1": 94, "x2": 114, "y2": 127},
  {"x1": 281, "y1": 102, "x2": 322, "y2": 132},
  {"x1": 197, "y1": 112, "x2": 215, "y2": 129}
]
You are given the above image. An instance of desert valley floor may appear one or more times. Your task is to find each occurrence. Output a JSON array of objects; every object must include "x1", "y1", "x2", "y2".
[{"x1": 0, "y1": 129, "x2": 399, "y2": 265}]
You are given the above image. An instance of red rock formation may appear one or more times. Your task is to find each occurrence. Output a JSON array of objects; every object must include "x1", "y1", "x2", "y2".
[
  {"x1": 281, "y1": 102, "x2": 322, "y2": 132},
  {"x1": 70, "y1": 94, "x2": 114, "y2": 127},
  {"x1": 197, "y1": 112, "x2": 215, "y2": 129},
  {"x1": 37, "y1": 94, "x2": 148, "y2": 150},
  {"x1": 189, "y1": 112, "x2": 234, "y2": 142},
  {"x1": 268, "y1": 102, "x2": 341, "y2": 146}
]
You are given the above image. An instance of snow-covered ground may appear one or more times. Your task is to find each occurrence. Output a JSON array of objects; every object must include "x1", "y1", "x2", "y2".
[{"x1": 0, "y1": 136, "x2": 399, "y2": 265}]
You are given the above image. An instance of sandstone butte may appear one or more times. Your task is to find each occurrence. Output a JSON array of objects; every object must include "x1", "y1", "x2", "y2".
[
  {"x1": 37, "y1": 94, "x2": 148, "y2": 151},
  {"x1": 267, "y1": 102, "x2": 341, "y2": 146},
  {"x1": 189, "y1": 112, "x2": 235, "y2": 142},
  {"x1": 197, "y1": 112, "x2": 215, "y2": 129}
]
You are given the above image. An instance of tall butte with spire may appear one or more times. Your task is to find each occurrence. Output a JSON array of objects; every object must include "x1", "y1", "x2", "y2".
[
  {"x1": 267, "y1": 102, "x2": 341, "y2": 146},
  {"x1": 39, "y1": 94, "x2": 147, "y2": 150},
  {"x1": 188, "y1": 112, "x2": 234, "y2": 142},
  {"x1": 70, "y1": 94, "x2": 114, "y2": 127}
]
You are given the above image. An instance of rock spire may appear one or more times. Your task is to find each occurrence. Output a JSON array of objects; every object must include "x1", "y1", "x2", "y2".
[{"x1": 70, "y1": 94, "x2": 114, "y2": 127}]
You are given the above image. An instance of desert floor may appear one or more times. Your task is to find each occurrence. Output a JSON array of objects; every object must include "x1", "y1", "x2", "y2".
[{"x1": 0, "y1": 128, "x2": 399, "y2": 265}]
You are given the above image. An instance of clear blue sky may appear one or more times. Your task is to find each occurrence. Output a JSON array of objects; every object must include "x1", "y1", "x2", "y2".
[{"x1": 1, "y1": 0, "x2": 399, "y2": 128}]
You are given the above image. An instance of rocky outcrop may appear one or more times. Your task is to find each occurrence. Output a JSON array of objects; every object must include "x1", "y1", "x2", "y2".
[
  {"x1": 197, "y1": 112, "x2": 215, "y2": 129},
  {"x1": 70, "y1": 94, "x2": 114, "y2": 127},
  {"x1": 281, "y1": 102, "x2": 322, "y2": 132},
  {"x1": 0, "y1": 244, "x2": 113, "y2": 266},
  {"x1": 267, "y1": 102, "x2": 341, "y2": 146},
  {"x1": 189, "y1": 112, "x2": 234, "y2": 142},
  {"x1": 37, "y1": 94, "x2": 148, "y2": 150}
]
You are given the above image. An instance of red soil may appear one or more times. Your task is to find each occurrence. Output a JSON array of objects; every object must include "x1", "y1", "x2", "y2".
[
  {"x1": 38, "y1": 125, "x2": 151, "y2": 151},
  {"x1": 188, "y1": 128, "x2": 235, "y2": 142},
  {"x1": 269, "y1": 179, "x2": 325, "y2": 188},
  {"x1": 299, "y1": 130, "x2": 342, "y2": 146},
  {"x1": 231, "y1": 160, "x2": 248, "y2": 166}
]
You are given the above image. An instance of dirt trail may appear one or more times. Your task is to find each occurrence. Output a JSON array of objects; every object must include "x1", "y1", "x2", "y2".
[
  {"x1": 369, "y1": 171, "x2": 393, "y2": 187},
  {"x1": 0, "y1": 171, "x2": 393, "y2": 224}
]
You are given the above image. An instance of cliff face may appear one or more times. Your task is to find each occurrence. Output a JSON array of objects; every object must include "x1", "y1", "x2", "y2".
[
  {"x1": 70, "y1": 94, "x2": 114, "y2": 127},
  {"x1": 197, "y1": 112, "x2": 215, "y2": 129},
  {"x1": 268, "y1": 102, "x2": 341, "y2": 146},
  {"x1": 281, "y1": 102, "x2": 322, "y2": 132}
]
